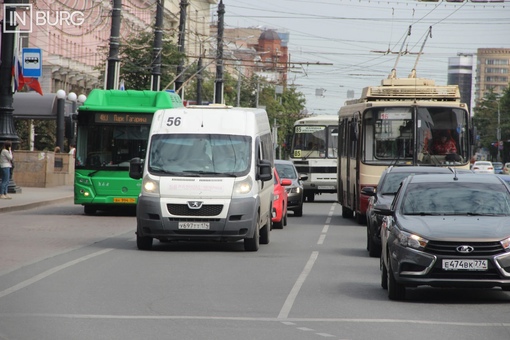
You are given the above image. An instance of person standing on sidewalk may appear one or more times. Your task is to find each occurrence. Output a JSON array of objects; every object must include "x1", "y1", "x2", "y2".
[{"x1": 0, "y1": 141, "x2": 13, "y2": 199}]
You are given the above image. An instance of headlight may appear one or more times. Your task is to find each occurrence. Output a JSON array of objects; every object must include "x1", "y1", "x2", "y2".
[
  {"x1": 501, "y1": 237, "x2": 510, "y2": 250},
  {"x1": 142, "y1": 176, "x2": 159, "y2": 196},
  {"x1": 233, "y1": 176, "x2": 253, "y2": 196},
  {"x1": 397, "y1": 230, "x2": 428, "y2": 250}
]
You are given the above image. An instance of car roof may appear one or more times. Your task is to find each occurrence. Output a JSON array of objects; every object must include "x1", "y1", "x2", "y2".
[
  {"x1": 408, "y1": 173, "x2": 504, "y2": 185},
  {"x1": 384, "y1": 166, "x2": 455, "y2": 174},
  {"x1": 275, "y1": 159, "x2": 294, "y2": 165}
]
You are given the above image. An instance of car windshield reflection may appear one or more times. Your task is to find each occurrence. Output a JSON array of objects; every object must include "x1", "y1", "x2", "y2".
[{"x1": 402, "y1": 182, "x2": 510, "y2": 216}]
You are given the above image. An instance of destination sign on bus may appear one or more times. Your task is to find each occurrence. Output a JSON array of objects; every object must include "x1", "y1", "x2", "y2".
[
  {"x1": 95, "y1": 113, "x2": 153, "y2": 124},
  {"x1": 379, "y1": 108, "x2": 411, "y2": 120},
  {"x1": 296, "y1": 126, "x2": 325, "y2": 133}
]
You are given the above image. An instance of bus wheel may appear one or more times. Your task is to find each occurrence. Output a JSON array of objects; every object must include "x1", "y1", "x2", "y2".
[
  {"x1": 84, "y1": 205, "x2": 96, "y2": 215},
  {"x1": 137, "y1": 235, "x2": 153, "y2": 250},
  {"x1": 356, "y1": 212, "x2": 366, "y2": 225},
  {"x1": 342, "y1": 206, "x2": 353, "y2": 218},
  {"x1": 306, "y1": 193, "x2": 315, "y2": 202}
]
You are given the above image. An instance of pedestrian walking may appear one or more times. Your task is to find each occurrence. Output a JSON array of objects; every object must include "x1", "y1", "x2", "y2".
[{"x1": 0, "y1": 141, "x2": 14, "y2": 199}]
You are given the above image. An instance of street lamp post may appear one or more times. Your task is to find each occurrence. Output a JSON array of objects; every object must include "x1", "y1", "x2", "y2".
[
  {"x1": 56, "y1": 90, "x2": 66, "y2": 151},
  {"x1": 497, "y1": 100, "x2": 501, "y2": 162}
]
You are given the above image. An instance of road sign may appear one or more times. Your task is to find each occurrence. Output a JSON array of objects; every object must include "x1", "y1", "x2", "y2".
[{"x1": 22, "y1": 48, "x2": 42, "y2": 78}]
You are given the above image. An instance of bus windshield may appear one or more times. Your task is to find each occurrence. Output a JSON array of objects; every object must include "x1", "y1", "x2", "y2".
[
  {"x1": 362, "y1": 106, "x2": 469, "y2": 165},
  {"x1": 76, "y1": 116, "x2": 151, "y2": 168},
  {"x1": 291, "y1": 125, "x2": 337, "y2": 159},
  {"x1": 148, "y1": 134, "x2": 251, "y2": 175}
]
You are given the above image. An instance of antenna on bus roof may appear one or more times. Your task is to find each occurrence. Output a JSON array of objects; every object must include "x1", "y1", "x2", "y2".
[
  {"x1": 408, "y1": 26, "x2": 432, "y2": 79},
  {"x1": 388, "y1": 25, "x2": 412, "y2": 80}
]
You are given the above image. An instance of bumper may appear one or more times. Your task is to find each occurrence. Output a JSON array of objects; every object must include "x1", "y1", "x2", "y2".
[
  {"x1": 136, "y1": 195, "x2": 257, "y2": 242},
  {"x1": 388, "y1": 244, "x2": 510, "y2": 289}
]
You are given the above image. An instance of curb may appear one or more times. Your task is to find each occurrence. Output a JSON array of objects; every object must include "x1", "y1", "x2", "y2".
[{"x1": 0, "y1": 196, "x2": 73, "y2": 214}]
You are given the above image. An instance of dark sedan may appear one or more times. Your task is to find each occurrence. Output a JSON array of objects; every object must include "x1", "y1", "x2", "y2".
[
  {"x1": 378, "y1": 172, "x2": 510, "y2": 300},
  {"x1": 275, "y1": 160, "x2": 308, "y2": 217},
  {"x1": 363, "y1": 166, "x2": 465, "y2": 258}
]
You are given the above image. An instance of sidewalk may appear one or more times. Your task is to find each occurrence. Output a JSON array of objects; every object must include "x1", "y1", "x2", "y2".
[{"x1": 0, "y1": 185, "x2": 74, "y2": 213}]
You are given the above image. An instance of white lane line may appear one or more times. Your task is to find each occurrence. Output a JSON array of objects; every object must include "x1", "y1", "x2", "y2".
[
  {"x1": 278, "y1": 251, "x2": 319, "y2": 319},
  {"x1": 2, "y1": 314, "x2": 510, "y2": 327},
  {"x1": 321, "y1": 224, "x2": 329, "y2": 234},
  {"x1": 317, "y1": 234, "x2": 326, "y2": 245},
  {"x1": 0, "y1": 249, "x2": 112, "y2": 299}
]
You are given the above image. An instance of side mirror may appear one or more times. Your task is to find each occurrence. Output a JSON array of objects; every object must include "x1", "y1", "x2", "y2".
[
  {"x1": 373, "y1": 203, "x2": 392, "y2": 216},
  {"x1": 281, "y1": 178, "x2": 292, "y2": 186},
  {"x1": 129, "y1": 157, "x2": 144, "y2": 180},
  {"x1": 257, "y1": 159, "x2": 272, "y2": 181},
  {"x1": 299, "y1": 173, "x2": 308, "y2": 181},
  {"x1": 361, "y1": 186, "x2": 376, "y2": 196}
]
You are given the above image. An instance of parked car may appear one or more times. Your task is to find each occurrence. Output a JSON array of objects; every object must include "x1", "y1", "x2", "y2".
[
  {"x1": 272, "y1": 169, "x2": 291, "y2": 229},
  {"x1": 378, "y1": 172, "x2": 510, "y2": 300},
  {"x1": 503, "y1": 162, "x2": 510, "y2": 174},
  {"x1": 275, "y1": 159, "x2": 307, "y2": 217},
  {"x1": 493, "y1": 162, "x2": 504, "y2": 174},
  {"x1": 363, "y1": 166, "x2": 467, "y2": 258},
  {"x1": 472, "y1": 161, "x2": 495, "y2": 174}
]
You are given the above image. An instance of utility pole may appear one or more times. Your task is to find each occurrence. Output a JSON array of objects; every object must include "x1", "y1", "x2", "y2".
[
  {"x1": 151, "y1": 0, "x2": 164, "y2": 91},
  {"x1": 106, "y1": 0, "x2": 122, "y2": 90},
  {"x1": 196, "y1": 52, "x2": 203, "y2": 105},
  {"x1": 0, "y1": 0, "x2": 19, "y2": 145},
  {"x1": 175, "y1": 0, "x2": 188, "y2": 98},
  {"x1": 214, "y1": 0, "x2": 225, "y2": 104}
]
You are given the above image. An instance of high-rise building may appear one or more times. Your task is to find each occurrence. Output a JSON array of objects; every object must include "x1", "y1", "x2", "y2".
[{"x1": 448, "y1": 53, "x2": 474, "y2": 112}]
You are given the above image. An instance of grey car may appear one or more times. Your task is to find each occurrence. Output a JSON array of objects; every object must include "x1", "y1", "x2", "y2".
[
  {"x1": 275, "y1": 160, "x2": 308, "y2": 217},
  {"x1": 363, "y1": 166, "x2": 469, "y2": 258},
  {"x1": 378, "y1": 172, "x2": 510, "y2": 300}
]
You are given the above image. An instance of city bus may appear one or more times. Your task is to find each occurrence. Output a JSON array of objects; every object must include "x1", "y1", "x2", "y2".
[
  {"x1": 74, "y1": 89, "x2": 183, "y2": 214},
  {"x1": 337, "y1": 76, "x2": 471, "y2": 223},
  {"x1": 289, "y1": 115, "x2": 338, "y2": 202}
]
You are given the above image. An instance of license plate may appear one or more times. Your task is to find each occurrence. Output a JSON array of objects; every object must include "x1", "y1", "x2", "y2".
[
  {"x1": 113, "y1": 198, "x2": 136, "y2": 203},
  {"x1": 178, "y1": 222, "x2": 210, "y2": 230},
  {"x1": 442, "y1": 259, "x2": 488, "y2": 271},
  {"x1": 318, "y1": 186, "x2": 335, "y2": 190}
]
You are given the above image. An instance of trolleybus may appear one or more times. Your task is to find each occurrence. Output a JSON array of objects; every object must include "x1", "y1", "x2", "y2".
[
  {"x1": 337, "y1": 76, "x2": 471, "y2": 223},
  {"x1": 74, "y1": 89, "x2": 183, "y2": 214},
  {"x1": 289, "y1": 115, "x2": 338, "y2": 202}
]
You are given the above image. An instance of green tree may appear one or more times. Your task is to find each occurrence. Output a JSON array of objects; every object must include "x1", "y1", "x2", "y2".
[
  {"x1": 97, "y1": 30, "x2": 183, "y2": 91},
  {"x1": 472, "y1": 86, "x2": 510, "y2": 159}
]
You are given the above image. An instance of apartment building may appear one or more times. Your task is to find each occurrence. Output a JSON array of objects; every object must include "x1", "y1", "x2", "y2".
[{"x1": 475, "y1": 48, "x2": 510, "y2": 101}]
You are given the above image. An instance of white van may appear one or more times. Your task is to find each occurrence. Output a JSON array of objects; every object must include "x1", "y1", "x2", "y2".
[{"x1": 129, "y1": 104, "x2": 274, "y2": 251}]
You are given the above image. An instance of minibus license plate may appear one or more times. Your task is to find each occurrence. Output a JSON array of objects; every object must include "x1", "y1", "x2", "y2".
[
  {"x1": 442, "y1": 259, "x2": 487, "y2": 271},
  {"x1": 178, "y1": 222, "x2": 210, "y2": 230}
]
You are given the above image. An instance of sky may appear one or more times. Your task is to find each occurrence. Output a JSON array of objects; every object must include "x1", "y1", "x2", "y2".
[{"x1": 213, "y1": 0, "x2": 510, "y2": 114}]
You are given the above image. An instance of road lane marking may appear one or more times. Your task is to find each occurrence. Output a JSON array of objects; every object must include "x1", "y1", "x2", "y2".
[
  {"x1": 0, "y1": 249, "x2": 112, "y2": 299},
  {"x1": 278, "y1": 251, "x2": 319, "y2": 319}
]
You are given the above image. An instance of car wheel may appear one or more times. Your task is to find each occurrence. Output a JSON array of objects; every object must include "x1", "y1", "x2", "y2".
[
  {"x1": 368, "y1": 222, "x2": 382, "y2": 258},
  {"x1": 283, "y1": 209, "x2": 288, "y2": 226},
  {"x1": 381, "y1": 256, "x2": 388, "y2": 290},
  {"x1": 244, "y1": 216, "x2": 260, "y2": 251},
  {"x1": 137, "y1": 235, "x2": 153, "y2": 250},
  {"x1": 387, "y1": 260, "x2": 406, "y2": 300},
  {"x1": 260, "y1": 220, "x2": 270, "y2": 245},
  {"x1": 294, "y1": 205, "x2": 303, "y2": 217}
]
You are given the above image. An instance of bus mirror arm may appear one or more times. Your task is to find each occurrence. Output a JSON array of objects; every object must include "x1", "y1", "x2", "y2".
[{"x1": 129, "y1": 157, "x2": 144, "y2": 180}]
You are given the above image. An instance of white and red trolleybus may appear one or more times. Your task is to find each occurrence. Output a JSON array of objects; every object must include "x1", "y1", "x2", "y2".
[{"x1": 337, "y1": 76, "x2": 471, "y2": 223}]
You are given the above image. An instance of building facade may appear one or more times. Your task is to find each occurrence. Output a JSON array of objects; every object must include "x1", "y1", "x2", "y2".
[
  {"x1": 475, "y1": 48, "x2": 510, "y2": 101},
  {"x1": 3, "y1": 0, "x2": 217, "y2": 96}
]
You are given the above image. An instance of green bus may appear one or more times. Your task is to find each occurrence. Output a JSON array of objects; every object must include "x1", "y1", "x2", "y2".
[{"x1": 74, "y1": 89, "x2": 183, "y2": 214}]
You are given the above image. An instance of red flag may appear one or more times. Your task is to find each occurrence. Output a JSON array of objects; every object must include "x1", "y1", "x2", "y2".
[
  {"x1": 11, "y1": 54, "x2": 25, "y2": 92},
  {"x1": 24, "y1": 77, "x2": 43, "y2": 96}
]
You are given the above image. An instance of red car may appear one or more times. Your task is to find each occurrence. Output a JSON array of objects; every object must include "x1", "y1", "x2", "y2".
[{"x1": 272, "y1": 169, "x2": 291, "y2": 229}]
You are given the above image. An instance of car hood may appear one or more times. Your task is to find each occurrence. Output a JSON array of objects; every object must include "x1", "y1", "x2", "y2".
[{"x1": 398, "y1": 215, "x2": 510, "y2": 241}]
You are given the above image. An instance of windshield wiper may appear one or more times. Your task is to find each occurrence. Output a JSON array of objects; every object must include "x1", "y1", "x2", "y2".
[
  {"x1": 183, "y1": 171, "x2": 236, "y2": 177},
  {"x1": 405, "y1": 212, "x2": 440, "y2": 216}
]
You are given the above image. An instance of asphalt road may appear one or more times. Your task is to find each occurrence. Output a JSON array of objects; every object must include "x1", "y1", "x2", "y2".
[{"x1": 0, "y1": 195, "x2": 509, "y2": 340}]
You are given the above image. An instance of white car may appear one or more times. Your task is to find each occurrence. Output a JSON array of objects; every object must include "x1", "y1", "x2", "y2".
[{"x1": 472, "y1": 161, "x2": 495, "y2": 174}]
